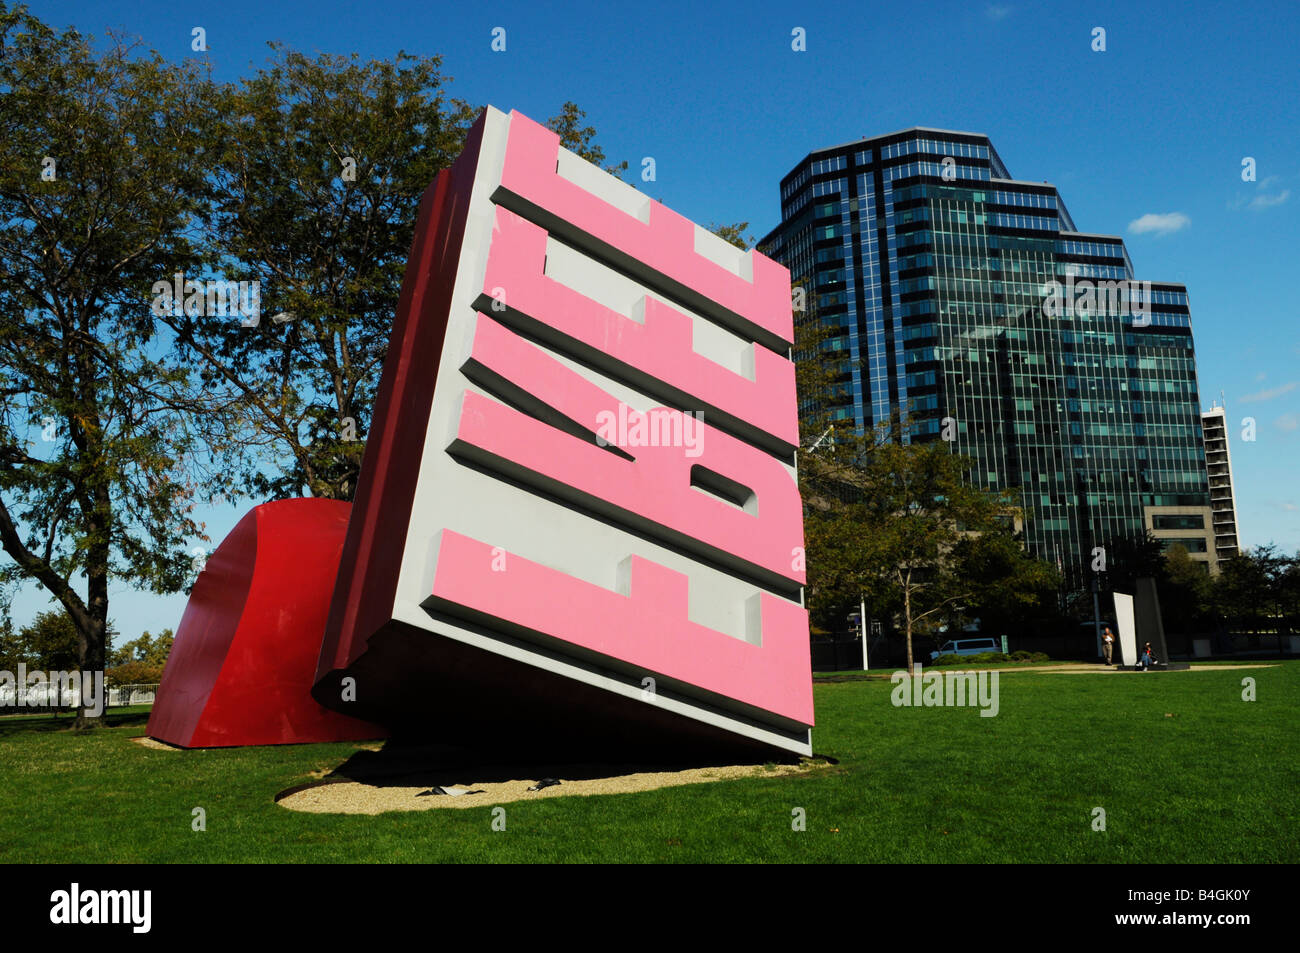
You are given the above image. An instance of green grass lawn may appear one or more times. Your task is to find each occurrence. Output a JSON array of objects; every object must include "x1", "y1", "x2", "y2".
[{"x1": 2, "y1": 665, "x2": 1296, "y2": 863}]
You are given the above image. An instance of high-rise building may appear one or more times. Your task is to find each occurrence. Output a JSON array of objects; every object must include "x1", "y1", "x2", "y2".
[
  {"x1": 1200, "y1": 403, "x2": 1241, "y2": 562},
  {"x1": 761, "y1": 127, "x2": 1213, "y2": 584}
]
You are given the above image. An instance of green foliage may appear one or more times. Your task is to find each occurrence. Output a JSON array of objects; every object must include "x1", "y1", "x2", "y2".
[
  {"x1": 16, "y1": 610, "x2": 78, "y2": 670},
  {"x1": 103, "y1": 660, "x2": 164, "y2": 686},
  {"x1": 1101, "y1": 530, "x2": 1166, "y2": 593},
  {"x1": 166, "y1": 43, "x2": 477, "y2": 502},
  {"x1": 1160, "y1": 545, "x2": 1216, "y2": 633},
  {"x1": 931, "y1": 652, "x2": 1011, "y2": 665},
  {"x1": 949, "y1": 525, "x2": 1062, "y2": 639},
  {"x1": 929, "y1": 651, "x2": 1051, "y2": 666},
  {"x1": 801, "y1": 417, "x2": 1054, "y2": 670},
  {"x1": 0, "y1": 4, "x2": 626, "y2": 724},
  {"x1": 1213, "y1": 543, "x2": 1300, "y2": 638},
  {"x1": 546, "y1": 102, "x2": 629, "y2": 177},
  {"x1": 1088, "y1": 539, "x2": 1300, "y2": 642},
  {"x1": 0, "y1": 6, "x2": 225, "y2": 720},
  {"x1": 111, "y1": 627, "x2": 173, "y2": 667},
  {"x1": 161, "y1": 60, "x2": 625, "y2": 503},
  {"x1": 704, "y1": 222, "x2": 753, "y2": 250},
  {"x1": 0, "y1": 616, "x2": 22, "y2": 670}
]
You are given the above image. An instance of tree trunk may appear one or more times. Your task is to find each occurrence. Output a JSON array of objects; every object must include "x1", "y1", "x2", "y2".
[
  {"x1": 73, "y1": 610, "x2": 106, "y2": 729},
  {"x1": 904, "y1": 573, "x2": 916, "y2": 675},
  {"x1": 74, "y1": 484, "x2": 112, "y2": 729}
]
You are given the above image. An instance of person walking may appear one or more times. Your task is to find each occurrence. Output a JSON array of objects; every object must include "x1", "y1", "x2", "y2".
[{"x1": 1103, "y1": 626, "x2": 1115, "y2": 666}]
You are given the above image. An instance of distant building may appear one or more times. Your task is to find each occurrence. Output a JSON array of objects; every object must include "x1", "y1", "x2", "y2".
[
  {"x1": 761, "y1": 127, "x2": 1213, "y2": 586},
  {"x1": 1200, "y1": 404, "x2": 1241, "y2": 563},
  {"x1": 1143, "y1": 503, "x2": 1218, "y2": 574}
]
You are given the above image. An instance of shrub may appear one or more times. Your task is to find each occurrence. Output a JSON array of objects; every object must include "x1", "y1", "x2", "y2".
[
  {"x1": 931, "y1": 652, "x2": 1011, "y2": 666},
  {"x1": 930, "y1": 651, "x2": 1051, "y2": 666},
  {"x1": 104, "y1": 662, "x2": 164, "y2": 687}
]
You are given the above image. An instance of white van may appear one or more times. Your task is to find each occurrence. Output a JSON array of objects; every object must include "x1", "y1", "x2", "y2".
[{"x1": 930, "y1": 637, "x2": 1001, "y2": 661}]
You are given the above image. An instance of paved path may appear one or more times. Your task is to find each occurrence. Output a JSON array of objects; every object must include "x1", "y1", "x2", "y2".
[
  {"x1": 814, "y1": 662, "x2": 1280, "y2": 682},
  {"x1": 1026, "y1": 663, "x2": 1280, "y2": 675}
]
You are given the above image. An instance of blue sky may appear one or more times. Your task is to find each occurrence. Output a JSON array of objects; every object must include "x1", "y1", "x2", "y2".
[{"x1": 14, "y1": 0, "x2": 1300, "y2": 641}]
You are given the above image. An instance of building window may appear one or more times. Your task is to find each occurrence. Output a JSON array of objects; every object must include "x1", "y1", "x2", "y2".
[{"x1": 1152, "y1": 514, "x2": 1205, "y2": 530}]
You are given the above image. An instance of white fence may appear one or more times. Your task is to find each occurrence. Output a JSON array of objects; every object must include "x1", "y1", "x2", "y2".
[
  {"x1": 0, "y1": 682, "x2": 159, "y2": 711},
  {"x1": 107, "y1": 683, "x2": 159, "y2": 707}
]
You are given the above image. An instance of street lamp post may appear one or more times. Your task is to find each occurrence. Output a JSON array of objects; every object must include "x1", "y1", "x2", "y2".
[
  {"x1": 859, "y1": 595, "x2": 868, "y2": 670},
  {"x1": 1091, "y1": 574, "x2": 1103, "y2": 660}
]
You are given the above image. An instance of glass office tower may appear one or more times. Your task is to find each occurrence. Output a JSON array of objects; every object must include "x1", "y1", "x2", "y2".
[{"x1": 760, "y1": 127, "x2": 1212, "y2": 585}]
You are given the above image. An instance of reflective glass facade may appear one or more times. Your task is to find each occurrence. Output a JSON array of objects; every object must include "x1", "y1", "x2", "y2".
[{"x1": 761, "y1": 127, "x2": 1212, "y2": 584}]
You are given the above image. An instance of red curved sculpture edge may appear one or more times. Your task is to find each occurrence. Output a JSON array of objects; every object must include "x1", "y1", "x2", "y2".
[{"x1": 147, "y1": 498, "x2": 387, "y2": 748}]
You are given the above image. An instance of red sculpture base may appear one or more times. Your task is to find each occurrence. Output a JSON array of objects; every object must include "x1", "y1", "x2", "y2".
[{"x1": 147, "y1": 498, "x2": 386, "y2": 748}]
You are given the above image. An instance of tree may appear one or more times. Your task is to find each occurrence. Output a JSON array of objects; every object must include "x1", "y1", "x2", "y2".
[
  {"x1": 165, "y1": 53, "x2": 625, "y2": 502},
  {"x1": 801, "y1": 465, "x2": 896, "y2": 634},
  {"x1": 857, "y1": 434, "x2": 1022, "y2": 671},
  {"x1": 950, "y1": 525, "x2": 1062, "y2": 641},
  {"x1": 0, "y1": 6, "x2": 232, "y2": 726},
  {"x1": 1099, "y1": 530, "x2": 1166, "y2": 594},
  {"x1": 111, "y1": 627, "x2": 173, "y2": 667},
  {"x1": 0, "y1": 615, "x2": 23, "y2": 671},
  {"x1": 799, "y1": 415, "x2": 1023, "y2": 670},
  {"x1": 158, "y1": 45, "x2": 477, "y2": 503},
  {"x1": 1276, "y1": 553, "x2": 1300, "y2": 641},
  {"x1": 546, "y1": 102, "x2": 629, "y2": 177},
  {"x1": 17, "y1": 609, "x2": 79, "y2": 670},
  {"x1": 1214, "y1": 544, "x2": 1293, "y2": 652},
  {"x1": 705, "y1": 221, "x2": 754, "y2": 251},
  {"x1": 1161, "y1": 545, "x2": 1215, "y2": 635}
]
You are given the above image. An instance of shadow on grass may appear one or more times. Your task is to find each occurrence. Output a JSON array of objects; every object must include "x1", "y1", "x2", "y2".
[
  {"x1": 0, "y1": 708, "x2": 150, "y2": 737},
  {"x1": 277, "y1": 738, "x2": 807, "y2": 799}
]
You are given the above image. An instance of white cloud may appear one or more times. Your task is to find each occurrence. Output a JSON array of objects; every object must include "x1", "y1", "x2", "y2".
[
  {"x1": 1276, "y1": 413, "x2": 1299, "y2": 432},
  {"x1": 1279, "y1": 502, "x2": 1300, "y2": 512},
  {"x1": 1128, "y1": 212, "x2": 1190, "y2": 235},
  {"x1": 1250, "y1": 189, "x2": 1291, "y2": 209},
  {"x1": 985, "y1": 4, "x2": 1012, "y2": 19},
  {"x1": 1255, "y1": 371, "x2": 1268, "y2": 382},
  {"x1": 1239, "y1": 381, "x2": 1299, "y2": 403}
]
